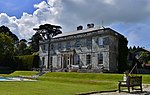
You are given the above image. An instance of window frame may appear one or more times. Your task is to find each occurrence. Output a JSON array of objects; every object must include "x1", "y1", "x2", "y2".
[
  {"x1": 58, "y1": 43, "x2": 62, "y2": 50},
  {"x1": 86, "y1": 38, "x2": 92, "y2": 47},
  {"x1": 75, "y1": 39, "x2": 81, "y2": 48},
  {"x1": 98, "y1": 53, "x2": 103, "y2": 64},
  {"x1": 74, "y1": 55, "x2": 80, "y2": 65},
  {"x1": 66, "y1": 41, "x2": 71, "y2": 50},
  {"x1": 86, "y1": 54, "x2": 91, "y2": 65}
]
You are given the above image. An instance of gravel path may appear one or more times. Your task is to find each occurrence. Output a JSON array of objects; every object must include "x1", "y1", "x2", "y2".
[{"x1": 89, "y1": 84, "x2": 150, "y2": 95}]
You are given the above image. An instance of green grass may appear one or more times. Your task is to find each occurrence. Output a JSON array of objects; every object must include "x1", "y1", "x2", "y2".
[
  {"x1": 141, "y1": 74, "x2": 150, "y2": 84},
  {"x1": 0, "y1": 71, "x2": 38, "y2": 77},
  {"x1": 10, "y1": 71, "x2": 38, "y2": 76},
  {"x1": 0, "y1": 71, "x2": 149, "y2": 95}
]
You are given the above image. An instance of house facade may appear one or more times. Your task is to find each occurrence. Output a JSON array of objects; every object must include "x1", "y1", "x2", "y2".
[{"x1": 39, "y1": 25, "x2": 125, "y2": 72}]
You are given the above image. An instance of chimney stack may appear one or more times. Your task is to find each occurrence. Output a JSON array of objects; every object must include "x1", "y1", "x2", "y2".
[
  {"x1": 77, "y1": 25, "x2": 83, "y2": 30},
  {"x1": 87, "y1": 23, "x2": 94, "y2": 28}
]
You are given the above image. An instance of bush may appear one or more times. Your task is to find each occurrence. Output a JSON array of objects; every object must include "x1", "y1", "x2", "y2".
[
  {"x1": 0, "y1": 66, "x2": 14, "y2": 74},
  {"x1": 15, "y1": 55, "x2": 39, "y2": 70}
]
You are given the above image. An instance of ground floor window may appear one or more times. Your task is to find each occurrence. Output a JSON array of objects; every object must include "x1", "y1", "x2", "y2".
[
  {"x1": 50, "y1": 57, "x2": 53, "y2": 64},
  {"x1": 42, "y1": 57, "x2": 45, "y2": 65},
  {"x1": 74, "y1": 55, "x2": 80, "y2": 65},
  {"x1": 98, "y1": 53, "x2": 103, "y2": 64},
  {"x1": 86, "y1": 55, "x2": 91, "y2": 65}
]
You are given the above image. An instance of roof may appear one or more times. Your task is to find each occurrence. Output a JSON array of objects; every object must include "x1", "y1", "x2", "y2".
[
  {"x1": 133, "y1": 48, "x2": 150, "y2": 53},
  {"x1": 39, "y1": 26, "x2": 125, "y2": 44},
  {"x1": 54, "y1": 26, "x2": 109, "y2": 38}
]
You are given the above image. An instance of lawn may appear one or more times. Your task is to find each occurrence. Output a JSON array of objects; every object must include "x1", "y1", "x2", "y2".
[{"x1": 0, "y1": 71, "x2": 149, "y2": 95}]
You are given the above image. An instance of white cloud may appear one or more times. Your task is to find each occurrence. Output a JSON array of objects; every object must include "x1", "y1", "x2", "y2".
[
  {"x1": 0, "y1": 0, "x2": 62, "y2": 39},
  {"x1": 0, "y1": 13, "x2": 20, "y2": 37},
  {"x1": 104, "y1": 0, "x2": 115, "y2": 5},
  {"x1": 0, "y1": 13, "x2": 10, "y2": 24},
  {"x1": 34, "y1": 1, "x2": 48, "y2": 9},
  {"x1": 57, "y1": 0, "x2": 150, "y2": 48},
  {"x1": 0, "y1": 0, "x2": 150, "y2": 49}
]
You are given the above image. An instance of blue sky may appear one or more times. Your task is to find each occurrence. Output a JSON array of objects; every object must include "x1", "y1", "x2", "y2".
[
  {"x1": 0, "y1": 0, "x2": 44, "y2": 18},
  {"x1": 0, "y1": 0, "x2": 150, "y2": 49}
]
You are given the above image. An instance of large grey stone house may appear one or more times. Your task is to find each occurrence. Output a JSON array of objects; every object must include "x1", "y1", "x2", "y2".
[{"x1": 39, "y1": 24, "x2": 126, "y2": 72}]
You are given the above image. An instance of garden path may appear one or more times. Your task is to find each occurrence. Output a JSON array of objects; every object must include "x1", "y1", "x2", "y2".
[{"x1": 90, "y1": 84, "x2": 150, "y2": 95}]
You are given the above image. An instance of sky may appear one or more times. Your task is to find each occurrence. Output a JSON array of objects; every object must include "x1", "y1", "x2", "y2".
[{"x1": 0, "y1": 0, "x2": 150, "y2": 49}]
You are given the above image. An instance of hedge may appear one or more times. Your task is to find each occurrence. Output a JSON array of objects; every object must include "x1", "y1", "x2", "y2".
[{"x1": 15, "y1": 55, "x2": 39, "y2": 70}]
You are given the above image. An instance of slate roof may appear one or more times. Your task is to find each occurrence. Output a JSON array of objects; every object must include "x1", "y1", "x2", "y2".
[
  {"x1": 40, "y1": 26, "x2": 125, "y2": 44},
  {"x1": 54, "y1": 26, "x2": 103, "y2": 38},
  {"x1": 53, "y1": 26, "x2": 124, "y2": 39}
]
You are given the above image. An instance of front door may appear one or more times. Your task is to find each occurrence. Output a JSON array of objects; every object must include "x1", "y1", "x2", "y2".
[{"x1": 62, "y1": 54, "x2": 73, "y2": 69}]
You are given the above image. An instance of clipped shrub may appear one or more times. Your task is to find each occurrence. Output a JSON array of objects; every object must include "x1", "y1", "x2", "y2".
[
  {"x1": 0, "y1": 66, "x2": 14, "y2": 74},
  {"x1": 15, "y1": 55, "x2": 39, "y2": 70}
]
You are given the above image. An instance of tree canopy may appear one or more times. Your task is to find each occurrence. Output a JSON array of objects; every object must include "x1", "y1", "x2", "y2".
[
  {"x1": 30, "y1": 24, "x2": 62, "y2": 53},
  {"x1": 29, "y1": 32, "x2": 42, "y2": 53},
  {"x1": 0, "y1": 33, "x2": 14, "y2": 66},
  {"x1": 33, "y1": 24, "x2": 62, "y2": 40},
  {"x1": 0, "y1": 26, "x2": 19, "y2": 43}
]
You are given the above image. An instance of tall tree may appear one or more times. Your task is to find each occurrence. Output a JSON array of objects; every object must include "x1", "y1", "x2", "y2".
[
  {"x1": 133, "y1": 46, "x2": 136, "y2": 51},
  {"x1": 33, "y1": 24, "x2": 62, "y2": 71},
  {"x1": 29, "y1": 32, "x2": 42, "y2": 53},
  {"x1": 139, "y1": 51, "x2": 149, "y2": 64},
  {"x1": 20, "y1": 39, "x2": 27, "y2": 42},
  {"x1": 31, "y1": 24, "x2": 62, "y2": 53},
  {"x1": 0, "y1": 33, "x2": 14, "y2": 66},
  {"x1": 0, "y1": 26, "x2": 19, "y2": 43},
  {"x1": 15, "y1": 39, "x2": 32, "y2": 55}
]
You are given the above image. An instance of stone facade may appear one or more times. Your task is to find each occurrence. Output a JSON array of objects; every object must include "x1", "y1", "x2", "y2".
[{"x1": 39, "y1": 27, "x2": 124, "y2": 72}]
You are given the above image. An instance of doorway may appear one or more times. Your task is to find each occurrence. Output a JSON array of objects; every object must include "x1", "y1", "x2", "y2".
[{"x1": 62, "y1": 54, "x2": 73, "y2": 69}]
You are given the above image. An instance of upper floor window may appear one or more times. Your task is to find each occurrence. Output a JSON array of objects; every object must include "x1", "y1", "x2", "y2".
[
  {"x1": 75, "y1": 39, "x2": 80, "y2": 48},
  {"x1": 58, "y1": 43, "x2": 62, "y2": 50},
  {"x1": 103, "y1": 37, "x2": 109, "y2": 45},
  {"x1": 86, "y1": 38, "x2": 92, "y2": 47},
  {"x1": 98, "y1": 38, "x2": 103, "y2": 45},
  {"x1": 97, "y1": 37, "x2": 109, "y2": 46},
  {"x1": 66, "y1": 42, "x2": 71, "y2": 50}
]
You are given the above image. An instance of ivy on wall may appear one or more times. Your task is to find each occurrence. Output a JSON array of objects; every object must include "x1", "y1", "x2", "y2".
[{"x1": 118, "y1": 35, "x2": 129, "y2": 73}]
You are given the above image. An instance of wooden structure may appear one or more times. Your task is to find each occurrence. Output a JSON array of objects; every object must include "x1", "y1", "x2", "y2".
[
  {"x1": 118, "y1": 76, "x2": 142, "y2": 93},
  {"x1": 118, "y1": 63, "x2": 143, "y2": 93}
]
